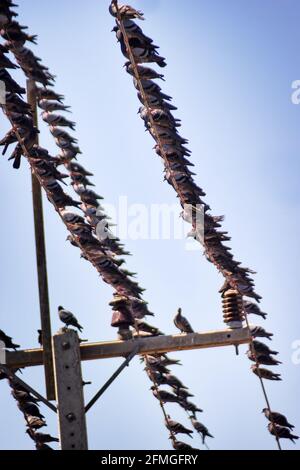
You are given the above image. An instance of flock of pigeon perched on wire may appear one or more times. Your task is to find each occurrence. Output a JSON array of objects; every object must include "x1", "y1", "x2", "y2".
[
  {"x1": 0, "y1": 0, "x2": 210, "y2": 450},
  {"x1": 0, "y1": 0, "x2": 297, "y2": 449},
  {"x1": 109, "y1": 0, "x2": 298, "y2": 446},
  {"x1": 0, "y1": 330, "x2": 58, "y2": 449}
]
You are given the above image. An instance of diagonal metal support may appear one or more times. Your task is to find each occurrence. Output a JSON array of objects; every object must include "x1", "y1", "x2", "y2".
[
  {"x1": 0, "y1": 364, "x2": 57, "y2": 413},
  {"x1": 85, "y1": 344, "x2": 140, "y2": 413}
]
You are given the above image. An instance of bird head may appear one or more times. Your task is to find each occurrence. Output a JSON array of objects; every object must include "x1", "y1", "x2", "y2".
[
  {"x1": 262, "y1": 408, "x2": 267, "y2": 413},
  {"x1": 58, "y1": 306, "x2": 63, "y2": 311}
]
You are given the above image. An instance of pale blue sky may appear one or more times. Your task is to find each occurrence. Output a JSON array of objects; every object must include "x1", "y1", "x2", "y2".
[{"x1": 1, "y1": 0, "x2": 299, "y2": 450}]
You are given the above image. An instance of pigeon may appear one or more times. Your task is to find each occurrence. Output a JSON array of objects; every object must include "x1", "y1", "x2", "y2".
[
  {"x1": 70, "y1": 172, "x2": 94, "y2": 187},
  {"x1": 134, "y1": 319, "x2": 163, "y2": 336},
  {"x1": 38, "y1": 99, "x2": 70, "y2": 113},
  {"x1": 5, "y1": 93, "x2": 32, "y2": 114},
  {"x1": 249, "y1": 325, "x2": 273, "y2": 340},
  {"x1": 0, "y1": 329, "x2": 20, "y2": 349},
  {"x1": 26, "y1": 429, "x2": 59, "y2": 443},
  {"x1": 19, "y1": 401, "x2": 45, "y2": 419},
  {"x1": 109, "y1": 2, "x2": 144, "y2": 21},
  {"x1": 1, "y1": 21, "x2": 37, "y2": 44},
  {"x1": 41, "y1": 112, "x2": 75, "y2": 130},
  {"x1": 252, "y1": 340, "x2": 278, "y2": 356},
  {"x1": 262, "y1": 409, "x2": 295, "y2": 430},
  {"x1": 0, "y1": 50, "x2": 18, "y2": 69},
  {"x1": 268, "y1": 423, "x2": 299, "y2": 443},
  {"x1": 175, "y1": 388, "x2": 194, "y2": 399},
  {"x1": 179, "y1": 399, "x2": 203, "y2": 416},
  {"x1": 190, "y1": 417, "x2": 214, "y2": 444},
  {"x1": 150, "y1": 386, "x2": 181, "y2": 404},
  {"x1": 160, "y1": 355, "x2": 182, "y2": 367},
  {"x1": 251, "y1": 365, "x2": 281, "y2": 381},
  {"x1": 11, "y1": 389, "x2": 39, "y2": 403},
  {"x1": 124, "y1": 62, "x2": 164, "y2": 80},
  {"x1": 0, "y1": 69, "x2": 25, "y2": 94},
  {"x1": 174, "y1": 308, "x2": 194, "y2": 333},
  {"x1": 66, "y1": 162, "x2": 93, "y2": 176},
  {"x1": 58, "y1": 306, "x2": 83, "y2": 332},
  {"x1": 26, "y1": 416, "x2": 46, "y2": 430},
  {"x1": 165, "y1": 416, "x2": 193, "y2": 437},
  {"x1": 37, "y1": 329, "x2": 43, "y2": 346},
  {"x1": 49, "y1": 191, "x2": 81, "y2": 209},
  {"x1": 243, "y1": 301, "x2": 267, "y2": 319},
  {"x1": 247, "y1": 350, "x2": 281, "y2": 366},
  {"x1": 35, "y1": 442, "x2": 54, "y2": 451},
  {"x1": 171, "y1": 438, "x2": 195, "y2": 450},
  {"x1": 36, "y1": 88, "x2": 64, "y2": 103},
  {"x1": 162, "y1": 373, "x2": 187, "y2": 390}
]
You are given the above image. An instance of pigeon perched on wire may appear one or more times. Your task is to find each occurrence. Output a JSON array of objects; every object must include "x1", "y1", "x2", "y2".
[
  {"x1": 171, "y1": 438, "x2": 195, "y2": 450},
  {"x1": 262, "y1": 409, "x2": 295, "y2": 430},
  {"x1": 251, "y1": 365, "x2": 281, "y2": 381},
  {"x1": 58, "y1": 306, "x2": 83, "y2": 332},
  {"x1": 175, "y1": 388, "x2": 194, "y2": 399},
  {"x1": 124, "y1": 62, "x2": 164, "y2": 80},
  {"x1": 0, "y1": 329, "x2": 20, "y2": 349},
  {"x1": 179, "y1": 399, "x2": 203, "y2": 416},
  {"x1": 18, "y1": 401, "x2": 45, "y2": 419},
  {"x1": 174, "y1": 308, "x2": 194, "y2": 333},
  {"x1": 165, "y1": 416, "x2": 193, "y2": 437},
  {"x1": 26, "y1": 429, "x2": 59, "y2": 443},
  {"x1": 151, "y1": 386, "x2": 181, "y2": 404},
  {"x1": 249, "y1": 325, "x2": 273, "y2": 340},
  {"x1": 252, "y1": 340, "x2": 278, "y2": 356},
  {"x1": 26, "y1": 415, "x2": 47, "y2": 430},
  {"x1": 190, "y1": 417, "x2": 214, "y2": 444},
  {"x1": 109, "y1": 2, "x2": 144, "y2": 21},
  {"x1": 243, "y1": 301, "x2": 267, "y2": 319},
  {"x1": 246, "y1": 350, "x2": 281, "y2": 366},
  {"x1": 267, "y1": 423, "x2": 299, "y2": 443}
]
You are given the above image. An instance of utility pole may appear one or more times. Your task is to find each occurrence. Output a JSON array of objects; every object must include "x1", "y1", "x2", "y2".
[
  {"x1": 26, "y1": 79, "x2": 55, "y2": 400},
  {"x1": 52, "y1": 330, "x2": 88, "y2": 450},
  {"x1": 5, "y1": 326, "x2": 250, "y2": 450}
]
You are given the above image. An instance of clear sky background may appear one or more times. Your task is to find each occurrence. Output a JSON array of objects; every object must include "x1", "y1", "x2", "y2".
[{"x1": 1, "y1": 0, "x2": 300, "y2": 450}]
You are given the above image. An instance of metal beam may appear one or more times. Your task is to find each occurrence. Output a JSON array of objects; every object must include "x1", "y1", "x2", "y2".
[
  {"x1": 52, "y1": 330, "x2": 88, "y2": 450},
  {"x1": 6, "y1": 327, "x2": 251, "y2": 369},
  {"x1": 27, "y1": 79, "x2": 55, "y2": 400},
  {"x1": 85, "y1": 344, "x2": 140, "y2": 413}
]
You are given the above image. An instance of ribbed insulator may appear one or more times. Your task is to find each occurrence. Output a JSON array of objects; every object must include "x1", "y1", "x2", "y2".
[{"x1": 222, "y1": 288, "x2": 244, "y2": 328}]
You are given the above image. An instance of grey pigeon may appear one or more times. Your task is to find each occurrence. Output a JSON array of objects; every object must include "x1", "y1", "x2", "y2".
[
  {"x1": 109, "y1": 2, "x2": 144, "y2": 21},
  {"x1": 26, "y1": 416, "x2": 46, "y2": 430},
  {"x1": 252, "y1": 340, "x2": 278, "y2": 356},
  {"x1": 151, "y1": 386, "x2": 181, "y2": 404},
  {"x1": 249, "y1": 325, "x2": 273, "y2": 340},
  {"x1": 243, "y1": 301, "x2": 267, "y2": 319},
  {"x1": 262, "y1": 408, "x2": 294, "y2": 430},
  {"x1": 26, "y1": 429, "x2": 59, "y2": 443},
  {"x1": 247, "y1": 350, "x2": 281, "y2": 366},
  {"x1": 268, "y1": 423, "x2": 299, "y2": 443},
  {"x1": 165, "y1": 416, "x2": 193, "y2": 437},
  {"x1": 179, "y1": 399, "x2": 203, "y2": 416},
  {"x1": 58, "y1": 306, "x2": 83, "y2": 332},
  {"x1": 171, "y1": 438, "x2": 195, "y2": 450},
  {"x1": 174, "y1": 308, "x2": 194, "y2": 333},
  {"x1": 190, "y1": 417, "x2": 214, "y2": 444},
  {"x1": 251, "y1": 365, "x2": 281, "y2": 381}
]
